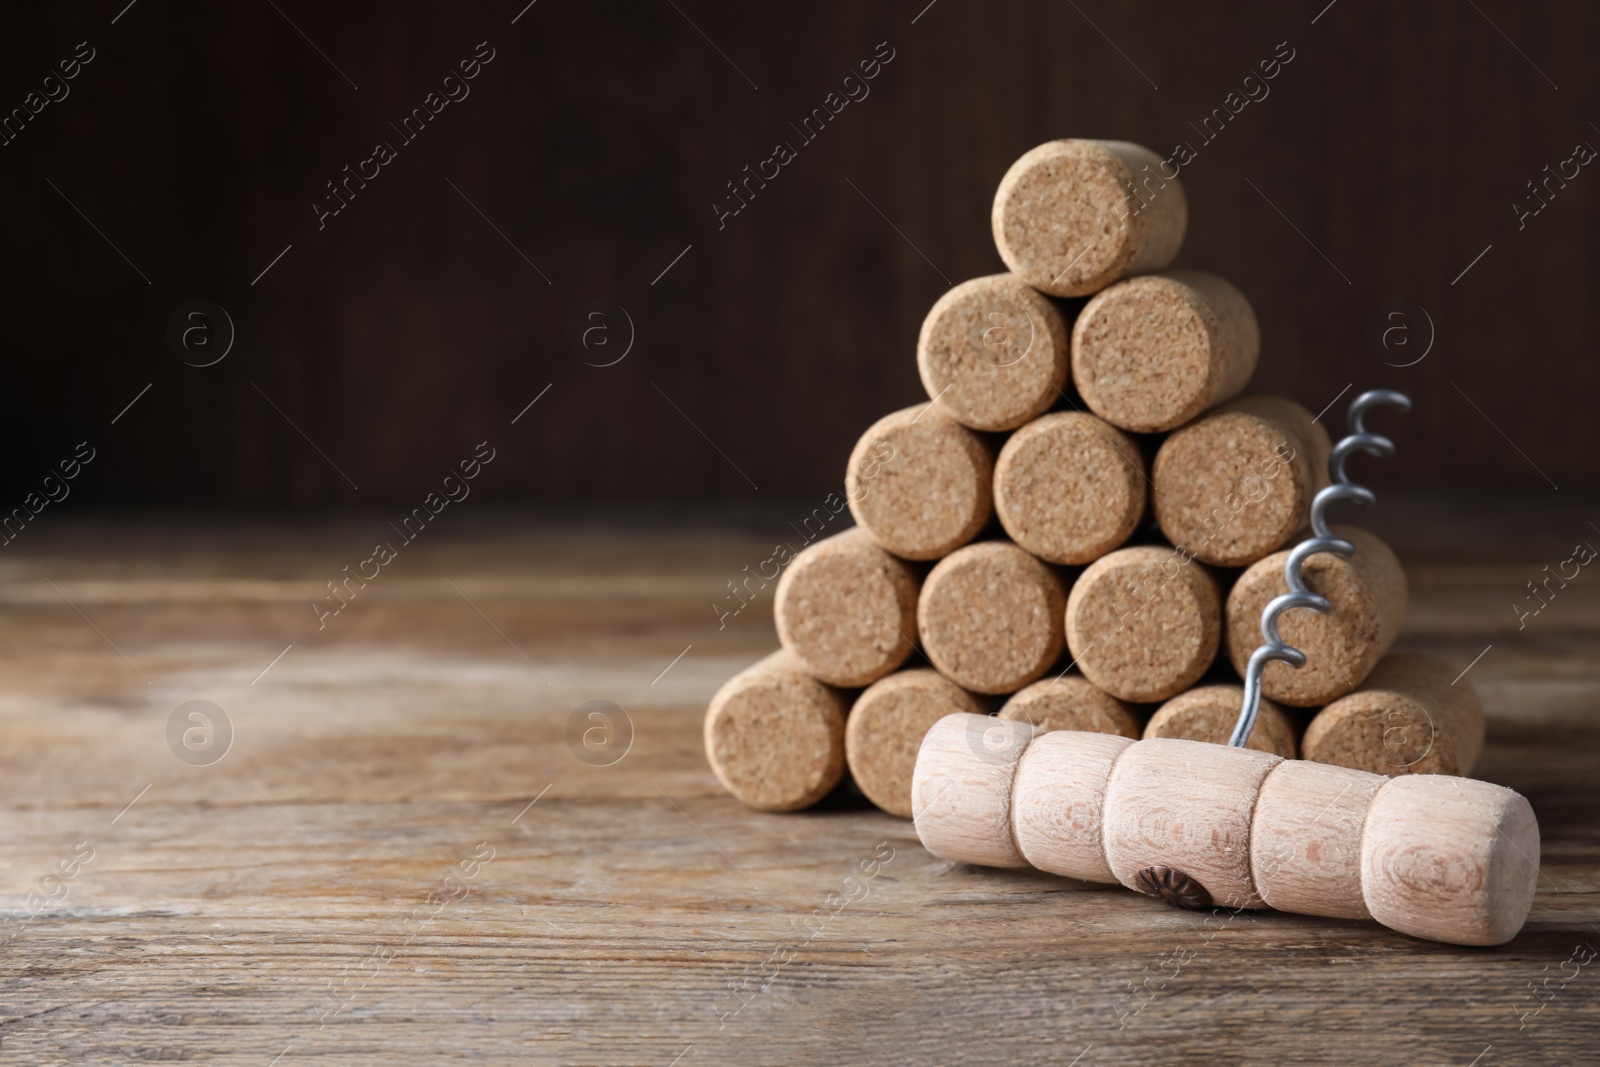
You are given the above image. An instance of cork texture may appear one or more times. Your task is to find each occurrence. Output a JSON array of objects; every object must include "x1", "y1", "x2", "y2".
[
  {"x1": 1065, "y1": 545, "x2": 1222, "y2": 703},
  {"x1": 1145, "y1": 683, "x2": 1297, "y2": 758},
  {"x1": 847, "y1": 668, "x2": 987, "y2": 818},
  {"x1": 1303, "y1": 653, "x2": 1486, "y2": 776},
  {"x1": 918, "y1": 541, "x2": 1067, "y2": 695},
  {"x1": 1071, "y1": 269, "x2": 1260, "y2": 433},
  {"x1": 998, "y1": 674, "x2": 1140, "y2": 739},
  {"x1": 703, "y1": 649, "x2": 848, "y2": 812},
  {"x1": 1226, "y1": 526, "x2": 1408, "y2": 707},
  {"x1": 917, "y1": 273, "x2": 1071, "y2": 432},
  {"x1": 845, "y1": 404, "x2": 993, "y2": 561},
  {"x1": 1152, "y1": 395, "x2": 1332, "y2": 567},
  {"x1": 773, "y1": 527, "x2": 920, "y2": 687},
  {"x1": 993, "y1": 411, "x2": 1147, "y2": 565},
  {"x1": 992, "y1": 139, "x2": 1187, "y2": 297}
]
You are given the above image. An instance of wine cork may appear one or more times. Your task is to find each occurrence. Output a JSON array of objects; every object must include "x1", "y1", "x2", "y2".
[
  {"x1": 1362, "y1": 774, "x2": 1539, "y2": 946},
  {"x1": 1225, "y1": 526, "x2": 1408, "y2": 707},
  {"x1": 1064, "y1": 545, "x2": 1221, "y2": 703},
  {"x1": 773, "y1": 528, "x2": 920, "y2": 688},
  {"x1": 1070, "y1": 270, "x2": 1260, "y2": 433},
  {"x1": 918, "y1": 541, "x2": 1066, "y2": 695},
  {"x1": 1145, "y1": 683, "x2": 1297, "y2": 759},
  {"x1": 911, "y1": 713, "x2": 1541, "y2": 944},
  {"x1": 993, "y1": 411, "x2": 1147, "y2": 565},
  {"x1": 1152, "y1": 396, "x2": 1332, "y2": 567},
  {"x1": 916, "y1": 274, "x2": 1071, "y2": 432},
  {"x1": 998, "y1": 674, "x2": 1139, "y2": 739},
  {"x1": 846, "y1": 668, "x2": 987, "y2": 818},
  {"x1": 1302, "y1": 653, "x2": 1486, "y2": 776},
  {"x1": 703, "y1": 650, "x2": 847, "y2": 813},
  {"x1": 1103, "y1": 737, "x2": 1282, "y2": 910},
  {"x1": 845, "y1": 405, "x2": 993, "y2": 561},
  {"x1": 992, "y1": 139, "x2": 1187, "y2": 298},
  {"x1": 1251, "y1": 759, "x2": 1385, "y2": 921}
]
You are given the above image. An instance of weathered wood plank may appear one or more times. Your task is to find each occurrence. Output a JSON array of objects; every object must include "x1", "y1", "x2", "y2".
[{"x1": 0, "y1": 512, "x2": 1596, "y2": 1065}]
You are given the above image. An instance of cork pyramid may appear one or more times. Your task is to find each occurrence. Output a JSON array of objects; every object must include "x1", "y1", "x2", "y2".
[{"x1": 704, "y1": 139, "x2": 1481, "y2": 817}]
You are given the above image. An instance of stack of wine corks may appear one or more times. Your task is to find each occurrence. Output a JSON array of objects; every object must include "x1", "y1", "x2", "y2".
[{"x1": 705, "y1": 137, "x2": 1476, "y2": 820}]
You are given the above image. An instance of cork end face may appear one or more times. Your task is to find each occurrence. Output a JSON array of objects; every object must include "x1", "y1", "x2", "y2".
[
  {"x1": 911, "y1": 711, "x2": 1035, "y2": 867},
  {"x1": 918, "y1": 542, "x2": 1067, "y2": 695},
  {"x1": 916, "y1": 274, "x2": 1070, "y2": 432},
  {"x1": 704, "y1": 656, "x2": 847, "y2": 812},
  {"x1": 848, "y1": 669, "x2": 987, "y2": 818},
  {"x1": 999, "y1": 674, "x2": 1140, "y2": 739},
  {"x1": 774, "y1": 529, "x2": 919, "y2": 688},
  {"x1": 1153, "y1": 402, "x2": 1316, "y2": 568},
  {"x1": 1302, "y1": 652, "x2": 1483, "y2": 776},
  {"x1": 1146, "y1": 683, "x2": 1297, "y2": 758},
  {"x1": 991, "y1": 140, "x2": 1142, "y2": 297},
  {"x1": 1072, "y1": 275, "x2": 1218, "y2": 433},
  {"x1": 1065, "y1": 546, "x2": 1221, "y2": 703},
  {"x1": 846, "y1": 405, "x2": 993, "y2": 561},
  {"x1": 1361, "y1": 775, "x2": 1541, "y2": 946},
  {"x1": 993, "y1": 411, "x2": 1147, "y2": 565},
  {"x1": 1303, "y1": 692, "x2": 1442, "y2": 774}
]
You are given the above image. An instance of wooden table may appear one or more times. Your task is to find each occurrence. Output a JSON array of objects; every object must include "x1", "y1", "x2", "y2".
[{"x1": 1, "y1": 502, "x2": 1596, "y2": 1065}]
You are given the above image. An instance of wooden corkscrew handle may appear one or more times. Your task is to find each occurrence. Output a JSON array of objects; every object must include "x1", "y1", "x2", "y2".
[{"x1": 912, "y1": 714, "x2": 1540, "y2": 946}]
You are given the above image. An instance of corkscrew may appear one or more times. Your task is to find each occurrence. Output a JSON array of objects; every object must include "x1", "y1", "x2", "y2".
[
  {"x1": 1228, "y1": 389, "x2": 1412, "y2": 748},
  {"x1": 914, "y1": 386, "x2": 1540, "y2": 944}
]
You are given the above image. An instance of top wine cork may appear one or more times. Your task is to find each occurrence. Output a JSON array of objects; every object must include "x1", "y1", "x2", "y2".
[
  {"x1": 703, "y1": 650, "x2": 847, "y2": 812},
  {"x1": 1302, "y1": 653, "x2": 1485, "y2": 776},
  {"x1": 773, "y1": 528, "x2": 920, "y2": 688},
  {"x1": 1152, "y1": 396, "x2": 1331, "y2": 567},
  {"x1": 993, "y1": 411, "x2": 1147, "y2": 565},
  {"x1": 846, "y1": 404, "x2": 993, "y2": 561},
  {"x1": 918, "y1": 541, "x2": 1067, "y2": 695},
  {"x1": 916, "y1": 274, "x2": 1071, "y2": 432},
  {"x1": 1225, "y1": 525, "x2": 1408, "y2": 707},
  {"x1": 1145, "y1": 682, "x2": 1297, "y2": 758},
  {"x1": 846, "y1": 667, "x2": 987, "y2": 818},
  {"x1": 992, "y1": 139, "x2": 1187, "y2": 298},
  {"x1": 998, "y1": 674, "x2": 1140, "y2": 739},
  {"x1": 1065, "y1": 545, "x2": 1222, "y2": 703},
  {"x1": 1071, "y1": 270, "x2": 1260, "y2": 433}
]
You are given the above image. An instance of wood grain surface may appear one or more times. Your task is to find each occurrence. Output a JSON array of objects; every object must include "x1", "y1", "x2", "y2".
[{"x1": 0, "y1": 502, "x2": 1596, "y2": 1065}]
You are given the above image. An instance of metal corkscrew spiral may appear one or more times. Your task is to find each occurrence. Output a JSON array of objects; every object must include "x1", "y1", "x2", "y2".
[{"x1": 1228, "y1": 389, "x2": 1412, "y2": 748}]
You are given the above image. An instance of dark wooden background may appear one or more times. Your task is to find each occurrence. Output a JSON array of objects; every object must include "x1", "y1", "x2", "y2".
[{"x1": 1, "y1": 0, "x2": 1592, "y2": 508}]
